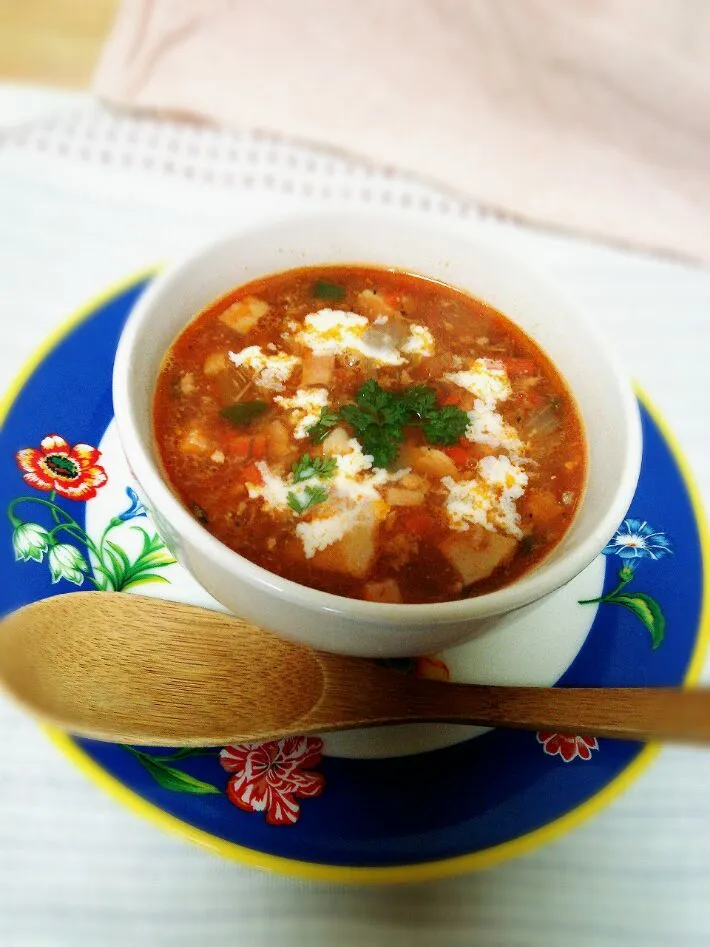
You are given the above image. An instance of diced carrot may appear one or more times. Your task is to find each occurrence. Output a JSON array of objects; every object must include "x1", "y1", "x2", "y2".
[
  {"x1": 501, "y1": 357, "x2": 537, "y2": 376},
  {"x1": 228, "y1": 435, "x2": 252, "y2": 459},
  {"x1": 442, "y1": 445, "x2": 470, "y2": 467},
  {"x1": 251, "y1": 434, "x2": 267, "y2": 460},
  {"x1": 441, "y1": 390, "x2": 462, "y2": 406},
  {"x1": 238, "y1": 462, "x2": 263, "y2": 485},
  {"x1": 398, "y1": 508, "x2": 437, "y2": 539},
  {"x1": 301, "y1": 353, "x2": 334, "y2": 387},
  {"x1": 223, "y1": 432, "x2": 270, "y2": 461}
]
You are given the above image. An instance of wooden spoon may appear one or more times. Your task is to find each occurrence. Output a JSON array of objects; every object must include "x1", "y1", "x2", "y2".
[{"x1": 1, "y1": 592, "x2": 708, "y2": 747}]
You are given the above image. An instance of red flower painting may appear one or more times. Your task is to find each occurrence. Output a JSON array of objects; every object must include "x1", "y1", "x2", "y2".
[
  {"x1": 220, "y1": 736, "x2": 325, "y2": 825},
  {"x1": 16, "y1": 434, "x2": 108, "y2": 501},
  {"x1": 537, "y1": 731, "x2": 599, "y2": 762}
]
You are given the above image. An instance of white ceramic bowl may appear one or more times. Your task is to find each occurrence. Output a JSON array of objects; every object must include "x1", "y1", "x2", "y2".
[{"x1": 112, "y1": 209, "x2": 641, "y2": 657}]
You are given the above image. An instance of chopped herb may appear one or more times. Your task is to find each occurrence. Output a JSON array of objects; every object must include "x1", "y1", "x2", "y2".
[
  {"x1": 338, "y1": 378, "x2": 409, "y2": 466},
  {"x1": 291, "y1": 453, "x2": 338, "y2": 483},
  {"x1": 287, "y1": 484, "x2": 328, "y2": 515},
  {"x1": 220, "y1": 400, "x2": 268, "y2": 426},
  {"x1": 312, "y1": 279, "x2": 346, "y2": 302},
  {"x1": 190, "y1": 502, "x2": 209, "y2": 524},
  {"x1": 319, "y1": 381, "x2": 470, "y2": 467},
  {"x1": 306, "y1": 407, "x2": 340, "y2": 444},
  {"x1": 421, "y1": 405, "x2": 470, "y2": 445},
  {"x1": 339, "y1": 403, "x2": 403, "y2": 468},
  {"x1": 398, "y1": 385, "x2": 438, "y2": 419}
]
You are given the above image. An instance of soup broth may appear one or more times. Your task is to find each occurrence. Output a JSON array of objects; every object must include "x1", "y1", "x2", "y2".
[{"x1": 153, "y1": 266, "x2": 586, "y2": 604}]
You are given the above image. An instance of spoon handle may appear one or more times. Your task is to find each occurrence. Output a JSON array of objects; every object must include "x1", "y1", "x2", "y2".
[
  {"x1": 2, "y1": 593, "x2": 708, "y2": 747},
  {"x1": 393, "y1": 679, "x2": 710, "y2": 744}
]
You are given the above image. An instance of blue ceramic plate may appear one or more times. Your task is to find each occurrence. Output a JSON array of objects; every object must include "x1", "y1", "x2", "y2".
[{"x1": 1, "y1": 274, "x2": 707, "y2": 884}]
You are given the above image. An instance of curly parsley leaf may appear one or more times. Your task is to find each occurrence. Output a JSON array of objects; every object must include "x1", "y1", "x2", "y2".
[
  {"x1": 353, "y1": 378, "x2": 392, "y2": 412},
  {"x1": 306, "y1": 381, "x2": 470, "y2": 468},
  {"x1": 291, "y1": 453, "x2": 337, "y2": 483},
  {"x1": 421, "y1": 405, "x2": 470, "y2": 445},
  {"x1": 354, "y1": 379, "x2": 410, "y2": 425},
  {"x1": 305, "y1": 407, "x2": 340, "y2": 444},
  {"x1": 338, "y1": 403, "x2": 402, "y2": 468},
  {"x1": 398, "y1": 385, "x2": 438, "y2": 419},
  {"x1": 287, "y1": 484, "x2": 328, "y2": 515}
]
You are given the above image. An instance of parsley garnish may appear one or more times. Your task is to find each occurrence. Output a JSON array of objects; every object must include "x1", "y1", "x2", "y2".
[
  {"x1": 287, "y1": 484, "x2": 328, "y2": 514},
  {"x1": 398, "y1": 385, "x2": 438, "y2": 418},
  {"x1": 306, "y1": 407, "x2": 340, "y2": 444},
  {"x1": 312, "y1": 279, "x2": 346, "y2": 302},
  {"x1": 291, "y1": 453, "x2": 337, "y2": 483},
  {"x1": 306, "y1": 380, "x2": 469, "y2": 468},
  {"x1": 421, "y1": 405, "x2": 469, "y2": 445},
  {"x1": 220, "y1": 400, "x2": 268, "y2": 426},
  {"x1": 338, "y1": 379, "x2": 408, "y2": 468}
]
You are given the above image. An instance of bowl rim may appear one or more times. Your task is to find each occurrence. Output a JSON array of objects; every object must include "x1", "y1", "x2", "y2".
[{"x1": 112, "y1": 207, "x2": 642, "y2": 626}]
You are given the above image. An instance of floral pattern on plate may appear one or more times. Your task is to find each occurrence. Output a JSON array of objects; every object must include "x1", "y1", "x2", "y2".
[
  {"x1": 221, "y1": 737, "x2": 326, "y2": 826},
  {"x1": 8, "y1": 434, "x2": 175, "y2": 591},
  {"x1": 579, "y1": 518, "x2": 672, "y2": 649},
  {"x1": 537, "y1": 517, "x2": 674, "y2": 762},
  {"x1": 537, "y1": 732, "x2": 599, "y2": 762}
]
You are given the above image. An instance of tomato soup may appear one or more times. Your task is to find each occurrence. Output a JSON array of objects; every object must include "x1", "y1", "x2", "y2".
[{"x1": 153, "y1": 266, "x2": 586, "y2": 604}]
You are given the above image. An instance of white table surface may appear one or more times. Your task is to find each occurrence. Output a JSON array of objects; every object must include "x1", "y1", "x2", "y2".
[{"x1": 0, "y1": 84, "x2": 709, "y2": 947}]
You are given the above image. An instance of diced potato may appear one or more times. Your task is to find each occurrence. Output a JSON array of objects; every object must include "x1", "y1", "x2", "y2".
[
  {"x1": 400, "y1": 444, "x2": 457, "y2": 480},
  {"x1": 357, "y1": 289, "x2": 398, "y2": 321},
  {"x1": 203, "y1": 352, "x2": 227, "y2": 376},
  {"x1": 210, "y1": 449, "x2": 225, "y2": 463},
  {"x1": 322, "y1": 426, "x2": 351, "y2": 456},
  {"x1": 439, "y1": 527, "x2": 517, "y2": 586},
  {"x1": 179, "y1": 372, "x2": 196, "y2": 395},
  {"x1": 385, "y1": 486, "x2": 425, "y2": 507},
  {"x1": 363, "y1": 578, "x2": 403, "y2": 603},
  {"x1": 301, "y1": 353, "x2": 334, "y2": 387},
  {"x1": 219, "y1": 296, "x2": 270, "y2": 334},
  {"x1": 311, "y1": 517, "x2": 378, "y2": 579},
  {"x1": 265, "y1": 419, "x2": 292, "y2": 462},
  {"x1": 181, "y1": 426, "x2": 211, "y2": 455},
  {"x1": 397, "y1": 472, "x2": 427, "y2": 490}
]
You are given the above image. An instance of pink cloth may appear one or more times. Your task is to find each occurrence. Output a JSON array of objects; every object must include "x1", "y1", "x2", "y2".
[{"x1": 95, "y1": 0, "x2": 710, "y2": 263}]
